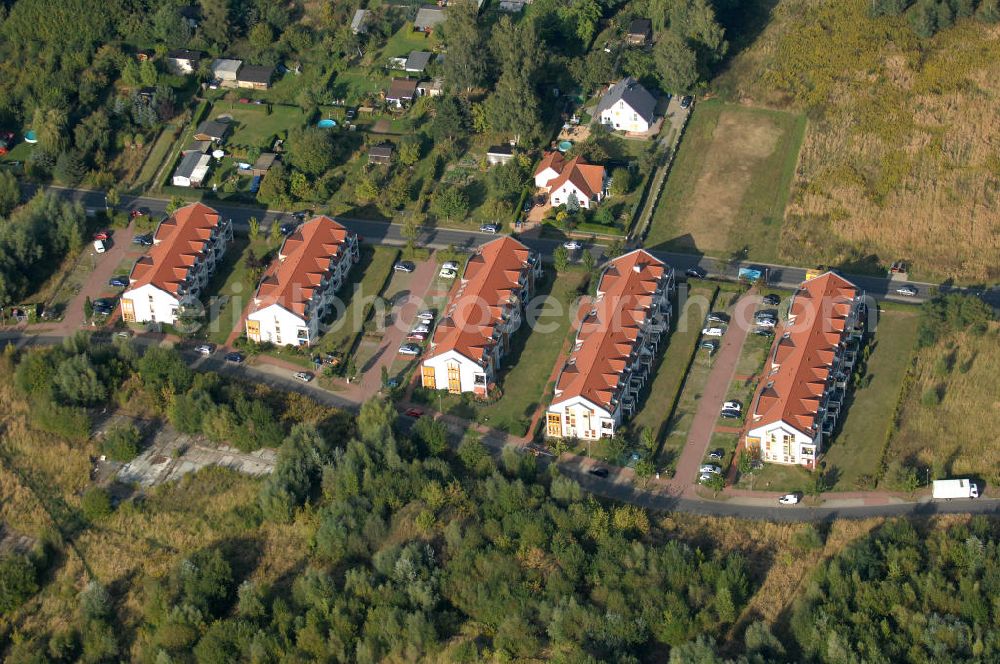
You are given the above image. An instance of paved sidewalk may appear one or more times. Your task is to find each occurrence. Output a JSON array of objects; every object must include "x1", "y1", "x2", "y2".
[
  {"x1": 670, "y1": 290, "x2": 757, "y2": 492},
  {"x1": 60, "y1": 225, "x2": 135, "y2": 332}
]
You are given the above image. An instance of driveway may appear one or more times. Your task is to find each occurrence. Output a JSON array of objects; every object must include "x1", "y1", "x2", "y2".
[
  {"x1": 670, "y1": 290, "x2": 757, "y2": 490},
  {"x1": 60, "y1": 225, "x2": 136, "y2": 332}
]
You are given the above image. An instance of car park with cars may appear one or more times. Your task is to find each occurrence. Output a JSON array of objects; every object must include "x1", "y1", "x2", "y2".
[{"x1": 394, "y1": 261, "x2": 416, "y2": 273}]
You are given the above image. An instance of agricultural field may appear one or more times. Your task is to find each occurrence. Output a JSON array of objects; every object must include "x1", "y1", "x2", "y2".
[
  {"x1": 647, "y1": 100, "x2": 805, "y2": 262},
  {"x1": 712, "y1": 0, "x2": 1000, "y2": 282},
  {"x1": 888, "y1": 322, "x2": 1000, "y2": 486}
]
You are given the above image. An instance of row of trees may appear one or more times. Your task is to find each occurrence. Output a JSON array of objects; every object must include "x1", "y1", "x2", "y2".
[{"x1": 871, "y1": 0, "x2": 1000, "y2": 37}]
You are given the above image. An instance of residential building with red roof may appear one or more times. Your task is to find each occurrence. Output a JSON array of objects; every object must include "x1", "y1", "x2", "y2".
[
  {"x1": 421, "y1": 236, "x2": 541, "y2": 395},
  {"x1": 533, "y1": 152, "x2": 606, "y2": 209},
  {"x1": 744, "y1": 272, "x2": 866, "y2": 469},
  {"x1": 121, "y1": 203, "x2": 232, "y2": 325},
  {"x1": 546, "y1": 249, "x2": 674, "y2": 440},
  {"x1": 246, "y1": 216, "x2": 359, "y2": 346}
]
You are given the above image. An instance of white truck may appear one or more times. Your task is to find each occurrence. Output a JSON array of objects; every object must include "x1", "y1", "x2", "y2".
[{"x1": 932, "y1": 479, "x2": 979, "y2": 500}]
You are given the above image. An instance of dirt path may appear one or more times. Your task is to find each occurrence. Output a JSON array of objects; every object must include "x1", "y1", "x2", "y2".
[{"x1": 670, "y1": 290, "x2": 756, "y2": 491}]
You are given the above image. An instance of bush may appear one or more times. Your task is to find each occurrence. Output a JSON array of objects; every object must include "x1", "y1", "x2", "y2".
[
  {"x1": 100, "y1": 424, "x2": 141, "y2": 461},
  {"x1": 921, "y1": 385, "x2": 942, "y2": 406},
  {"x1": 32, "y1": 400, "x2": 91, "y2": 442},
  {"x1": 0, "y1": 553, "x2": 39, "y2": 614},
  {"x1": 81, "y1": 487, "x2": 112, "y2": 521}
]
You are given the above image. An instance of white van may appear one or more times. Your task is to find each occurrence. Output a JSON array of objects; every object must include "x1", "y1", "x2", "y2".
[{"x1": 93, "y1": 239, "x2": 107, "y2": 254}]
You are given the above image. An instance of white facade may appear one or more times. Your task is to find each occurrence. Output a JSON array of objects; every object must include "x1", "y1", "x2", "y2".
[
  {"x1": 534, "y1": 167, "x2": 559, "y2": 188},
  {"x1": 600, "y1": 99, "x2": 651, "y2": 133},
  {"x1": 172, "y1": 153, "x2": 211, "y2": 187},
  {"x1": 545, "y1": 396, "x2": 618, "y2": 441},
  {"x1": 421, "y1": 349, "x2": 497, "y2": 395},
  {"x1": 549, "y1": 180, "x2": 601, "y2": 209},
  {"x1": 247, "y1": 304, "x2": 313, "y2": 347},
  {"x1": 745, "y1": 421, "x2": 818, "y2": 467},
  {"x1": 120, "y1": 283, "x2": 181, "y2": 325}
]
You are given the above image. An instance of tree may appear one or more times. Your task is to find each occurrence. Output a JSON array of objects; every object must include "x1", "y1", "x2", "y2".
[
  {"x1": 55, "y1": 354, "x2": 106, "y2": 405},
  {"x1": 565, "y1": 190, "x2": 580, "y2": 212},
  {"x1": 201, "y1": 0, "x2": 233, "y2": 47},
  {"x1": 481, "y1": 69, "x2": 541, "y2": 140},
  {"x1": 140, "y1": 60, "x2": 158, "y2": 87},
  {"x1": 83, "y1": 296, "x2": 94, "y2": 322},
  {"x1": 431, "y1": 96, "x2": 470, "y2": 144},
  {"x1": 398, "y1": 140, "x2": 420, "y2": 167},
  {"x1": 432, "y1": 186, "x2": 469, "y2": 222},
  {"x1": 553, "y1": 245, "x2": 569, "y2": 272},
  {"x1": 287, "y1": 128, "x2": 337, "y2": 175},
  {"x1": 257, "y1": 164, "x2": 288, "y2": 205},
  {"x1": 402, "y1": 215, "x2": 420, "y2": 247},
  {"x1": 81, "y1": 486, "x2": 112, "y2": 521},
  {"x1": 610, "y1": 167, "x2": 631, "y2": 196},
  {"x1": 0, "y1": 170, "x2": 20, "y2": 215},
  {"x1": 441, "y1": 0, "x2": 487, "y2": 91},
  {"x1": 100, "y1": 424, "x2": 141, "y2": 461},
  {"x1": 559, "y1": 0, "x2": 602, "y2": 45},
  {"x1": 582, "y1": 248, "x2": 595, "y2": 274},
  {"x1": 248, "y1": 216, "x2": 260, "y2": 242},
  {"x1": 0, "y1": 554, "x2": 38, "y2": 614},
  {"x1": 53, "y1": 150, "x2": 86, "y2": 185},
  {"x1": 654, "y1": 32, "x2": 700, "y2": 93}
]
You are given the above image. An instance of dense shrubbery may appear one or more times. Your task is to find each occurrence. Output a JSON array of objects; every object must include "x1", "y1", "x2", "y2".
[{"x1": 917, "y1": 293, "x2": 994, "y2": 347}]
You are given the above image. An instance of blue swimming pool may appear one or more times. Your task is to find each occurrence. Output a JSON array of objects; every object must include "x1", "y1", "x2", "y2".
[
  {"x1": 557, "y1": 140, "x2": 572, "y2": 152},
  {"x1": 317, "y1": 119, "x2": 337, "y2": 128},
  {"x1": 24, "y1": 130, "x2": 37, "y2": 143}
]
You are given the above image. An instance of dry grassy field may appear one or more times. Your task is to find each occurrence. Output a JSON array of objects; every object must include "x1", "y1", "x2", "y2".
[
  {"x1": 648, "y1": 101, "x2": 806, "y2": 261},
  {"x1": 889, "y1": 322, "x2": 1000, "y2": 484},
  {"x1": 713, "y1": 0, "x2": 1000, "y2": 282}
]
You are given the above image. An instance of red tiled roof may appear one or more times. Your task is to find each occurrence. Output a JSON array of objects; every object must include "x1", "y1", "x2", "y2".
[
  {"x1": 546, "y1": 156, "x2": 605, "y2": 199},
  {"x1": 252, "y1": 216, "x2": 352, "y2": 319},
  {"x1": 534, "y1": 151, "x2": 565, "y2": 178},
  {"x1": 750, "y1": 272, "x2": 859, "y2": 436},
  {"x1": 129, "y1": 203, "x2": 223, "y2": 295},
  {"x1": 553, "y1": 250, "x2": 667, "y2": 410},
  {"x1": 426, "y1": 236, "x2": 533, "y2": 364}
]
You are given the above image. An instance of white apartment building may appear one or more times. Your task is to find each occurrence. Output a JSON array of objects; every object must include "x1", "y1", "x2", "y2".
[
  {"x1": 546, "y1": 250, "x2": 674, "y2": 440},
  {"x1": 245, "y1": 216, "x2": 359, "y2": 346}
]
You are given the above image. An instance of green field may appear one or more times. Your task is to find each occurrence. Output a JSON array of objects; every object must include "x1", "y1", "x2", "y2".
[
  {"x1": 200, "y1": 237, "x2": 269, "y2": 345},
  {"x1": 647, "y1": 100, "x2": 805, "y2": 262},
  {"x1": 216, "y1": 103, "x2": 309, "y2": 148},
  {"x1": 380, "y1": 22, "x2": 437, "y2": 58}
]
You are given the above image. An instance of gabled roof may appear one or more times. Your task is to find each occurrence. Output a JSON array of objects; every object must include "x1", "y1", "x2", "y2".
[
  {"x1": 596, "y1": 77, "x2": 657, "y2": 125},
  {"x1": 195, "y1": 119, "x2": 230, "y2": 140},
  {"x1": 414, "y1": 5, "x2": 446, "y2": 29},
  {"x1": 252, "y1": 152, "x2": 277, "y2": 171},
  {"x1": 237, "y1": 64, "x2": 274, "y2": 84},
  {"x1": 426, "y1": 236, "x2": 534, "y2": 366},
  {"x1": 750, "y1": 272, "x2": 860, "y2": 437},
  {"x1": 210, "y1": 58, "x2": 242, "y2": 76},
  {"x1": 351, "y1": 8, "x2": 369, "y2": 32},
  {"x1": 369, "y1": 144, "x2": 394, "y2": 158},
  {"x1": 553, "y1": 250, "x2": 668, "y2": 411},
  {"x1": 128, "y1": 203, "x2": 224, "y2": 296},
  {"x1": 405, "y1": 50, "x2": 433, "y2": 72},
  {"x1": 546, "y1": 156, "x2": 605, "y2": 199},
  {"x1": 387, "y1": 78, "x2": 419, "y2": 100},
  {"x1": 628, "y1": 18, "x2": 652, "y2": 36},
  {"x1": 488, "y1": 144, "x2": 513, "y2": 156},
  {"x1": 167, "y1": 49, "x2": 203, "y2": 61},
  {"x1": 174, "y1": 151, "x2": 210, "y2": 179},
  {"x1": 534, "y1": 151, "x2": 565, "y2": 177},
  {"x1": 252, "y1": 217, "x2": 353, "y2": 320}
]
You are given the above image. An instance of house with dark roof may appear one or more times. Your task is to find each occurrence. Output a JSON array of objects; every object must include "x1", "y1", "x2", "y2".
[
  {"x1": 368, "y1": 144, "x2": 394, "y2": 165},
  {"x1": 386, "y1": 78, "x2": 419, "y2": 108},
  {"x1": 546, "y1": 249, "x2": 674, "y2": 439},
  {"x1": 744, "y1": 272, "x2": 866, "y2": 469},
  {"x1": 165, "y1": 49, "x2": 203, "y2": 75},
  {"x1": 486, "y1": 145, "x2": 514, "y2": 166},
  {"x1": 404, "y1": 50, "x2": 433, "y2": 73},
  {"x1": 210, "y1": 58, "x2": 243, "y2": 87},
  {"x1": 533, "y1": 152, "x2": 606, "y2": 209},
  {"x1": 414, "y1": 5, "x2": 446, "y2": 32},
  {"x1": 172, "y1": 151, "x2": 212, "y2": 187},
  {"x1": 237, "y1": 65, "x2": 275, "y2": 90},
  {"x1": 121, "y1": 203, "x2": 233, "y2": 325},
  {"x1": 596, "y1": 77, "x2": 658, "y2": 133},
  {"x1": 246, "y1": 216, "x2": 359, "y2": 346},
  {"x1": 193, "y1": 119, "x2": 230, "y2": 143},
  {"x1": 627, "y1": 18, "x2": 652, "y2": 45},
  {"x1": 351, "y1": 8, "x2": 370, "y2": 34},
  {"x1": 421, "y1": 236, "x2": 541, "y2": 395}
]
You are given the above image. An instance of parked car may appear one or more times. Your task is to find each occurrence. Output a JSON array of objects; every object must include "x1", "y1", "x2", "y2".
[
  {"x1": 706, "y1": 312, "x2": 728, "y2": 323},
  {"x1": 720, "y1": 409, "x2": 741, "y2": 419},
  {"x1": 708, "y1": 448, "x2": 725, "y2": 461},
  {"x1": 394, "y1": 261, "x2": 416, "y2": 273},
  {"x1": 398, "y1": 343, "x2": 421, "y2": 356},
  {"x1": 563, "y1": 240, "x2": 581, "y2": 250},
  {"x1": 442, "y1": 260, "x2": 460, "y2": 271},
  {"x1": 133, "y1": 233, "x2": 153, "y2": 246},
  {"x1": 699, "y1": 473, "x2": 715, "y2": 484},
  {"x1": 588, "y1": 467, "x2": 609, "y2": 478},
  {"x1": 417, "y1": 310, "x2": 435, "y2": 321},
  {"x1": 762, "y1": 294, "x2": 781, "y2": 306},
  {"x1": 194, "y1": 344, "x2": 214, "y2": 356},
  {"x1": 404, "y1": 408, "x2": 424, "y2": 418},
  {"x1": 702, "y1": 327, "x2": 725, "y2": 337},
  {"x1": 93, "y1": 239, "x2": 107, "y2": 254},
  {"x1": 345, "y1": 108, "x2": 357, "y2": 121},
  {"x1": 407, "y1": 332, "x2": 428, "y2": 341},
  {"x1": 699, "y1": 464, "x2": 722, "y2": 474},
  {"x1": 439, "y1": 267, "x2": 457, "y2": 279},
  {"x1": 93, "y1": 230, "x2": 111, "y2": 241},
  {"x1": 896, "y1": 284, "x2": 918, "y2": 296},
  {"x1": 293, "y1": 371, "x2": 313, "y2": 383},
  {"x1": 279, "y1": 222, "x2": 297, "y2": 235},
  {"x1": 93, "y1": 302, "x2": 114, "y2": 316},
  {"x1": 723, "y1": 400, "x2": 742, "y2": 412},
  {"x1": 292, "y1": 210, "x2": 311, "y2": 221},
  {"x1": 699, "y1": 340, "x2": 719, "y2": 352},
  {"x1": 755, "y1": 317, "x2": 777, "y2": 328},
  {"x1": 108, "y1": 276, "x2": 129, "y2": 288},
  {"x1": 479, "y1": 223, "x2": 500, "y2": 234},
  {"x1": 113, "y1": 330, "x2": 132, "y2": 339},
  {"x1": 751, "y1": 327, "x2": 774, "y2": 336},
  {"x1": 224, "y1": 352, "x2": 245, "y2": 363},
  {"x1": 778, "y1": 493, "x2": 802, "y2": 505},
  {"x1": 685, "y1": 266, "x2": 707, "y2": 279},
  {"x1": 411, "y1": 324, "x2": 431, "y2": 334},
  {"x1": 680, "y1": 95, "x2": 693, "y2": 109}
]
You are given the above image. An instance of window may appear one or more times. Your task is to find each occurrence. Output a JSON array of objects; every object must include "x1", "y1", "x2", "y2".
[
  {"x1": 601, "y1": 420, "x2": 613, "y2": 429},
  {"x1": 474, "y1": 374, "x2": 487, "y2": 385},
  {"x1": 782, "y1": 434, "x2": 793, "y2": 459}
]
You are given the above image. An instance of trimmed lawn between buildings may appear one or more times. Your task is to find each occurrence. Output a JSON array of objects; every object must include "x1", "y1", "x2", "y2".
[
  {"x1": 200, "y1": 236, "x2": 271, "y2": 345},
  {"x1": 412, "y1": 269, "x2": 588, "y2": 437},
  {"x1": 647, "y1": 100, "x2": 805, "y2": 262},
  {"x1": 823, "y1": 309, "x2": 920, "y2": 490}
]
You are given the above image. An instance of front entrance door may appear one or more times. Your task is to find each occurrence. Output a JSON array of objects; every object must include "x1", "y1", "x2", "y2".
[
  {"x1": 121, "y1": 298, "x2": 135, "y2": 323},
  {"x1": 447, "y1": 363, "x2": 461, "y2": 394}
]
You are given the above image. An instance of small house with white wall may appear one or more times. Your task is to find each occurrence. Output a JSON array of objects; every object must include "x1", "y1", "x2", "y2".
[
  {"x1": 596, "y1": 77, "x2": 657, "y2": 133},
  {"x1": 121, "y1": 203, "x2": 232, "y2": 325},
  {"x1": 534, "y1": 152, "x2": 606, "y2": 209},
  {"x1": 245, "y1": 216, "x2": 359, "y2": 346}
]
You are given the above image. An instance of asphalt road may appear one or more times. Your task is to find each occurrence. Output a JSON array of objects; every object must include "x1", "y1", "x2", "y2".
[
  {"x1": 4, "y1": 330, "x2": 998, "y2": 523},
  {"x1": 29, "y1": 185, "x2": 1000, "y2": 308}
]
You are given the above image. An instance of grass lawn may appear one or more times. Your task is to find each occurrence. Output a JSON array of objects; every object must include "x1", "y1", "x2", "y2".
[
  {"x1": 380, "y1": 23, "x2": 437, "y2": 58},
  {"x1": 646, "y1": 100, "x2": 805, "y2": 262},
  {"x1": 330, "y1": 71, "x2": 389, "y2": 106},
  {"x1": 314, "y1": 245, "x2": 399, "y2": 357},
  {"x1": 823, "y1": 310, "x2": 920, "y2": 490},
  {"x1": 200, "y1": 236, "x2": 271, "y2": 345},
  {"x1": 412, "y1": 269, "x2": 587, "y2": 437},
  {"x1": 134, "y1": 126, "x2": 179, "y2": 191},
  {"x1": 708, "y1": 432, "x2": 740, "y2": 472},
  {"x1": 628, "y1": 284, "x2": 717, "y2": 470},
  {"x1": 735, "y1": 461, "x2": 813, "y2": 493},
  {"x1": 215, "y1": 103, "x2": 309, "y2": 148}
]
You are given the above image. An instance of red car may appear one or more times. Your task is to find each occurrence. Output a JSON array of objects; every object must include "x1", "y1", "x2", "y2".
[
  {"x1": 239, "y1": 98, "x2": 251, "y2": 104},
  {"x1": 130, "y1": 209, "x2": 144, "y2": 219},
  {"x1": 406, "y1": 332, "x2": 427, "y2": 341},
  {"x1": 93, "y1": 230, "x2": 111, "y2": 241},
  {"x1": 0, "y1": 131, "x2": 14, "y2": 156},
  {"x1": 404, "y1": 408, "x2": 423, "y2": 419}
]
